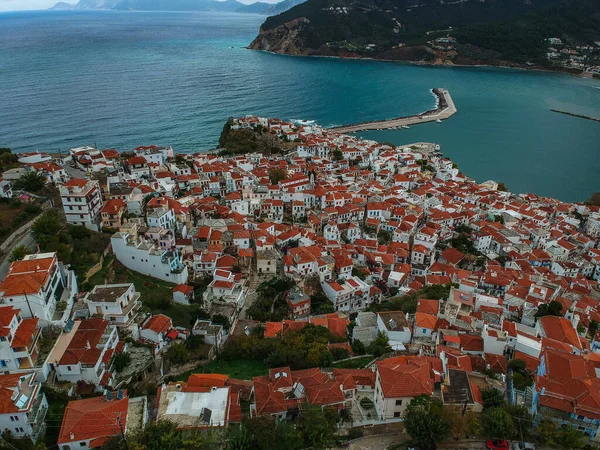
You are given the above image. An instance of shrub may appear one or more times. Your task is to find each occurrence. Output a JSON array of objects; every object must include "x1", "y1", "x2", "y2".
[
  {"x1": 347, "y1": 428, "x2": 364, "y2": 440},
  {"x1": 112, "y1": 352, "x2": 132, "y2": 372}
]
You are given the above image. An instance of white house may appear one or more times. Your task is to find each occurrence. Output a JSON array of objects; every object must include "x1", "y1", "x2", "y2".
[
  {"x1": 84, "y1": 283, "x2": 142, "y2": 328},
  {"x1": 172, "y1": 284, "x2": 194, "y2": 305},
  {"x1": 0, "y1": 306, "x2": 42, "y2": 372},
  {"x1": 111, "y1": 232, "x2": 189, "y2": 284},
  {"x1": 140, "y1": 314, "x2": 173, "y2": 353},
  {"x1": 376, "y1": 311, "x2": 411, "y2": 350},
  {"x1": 482, "y1": 324, "x2": 508, "y2": 356},
  {"x1": 0, "y1": 372, "x2": 48, "y2": 442},
  {"x1": 374, "y1": 356, "x2": 435, "y2": 420},
  {"x1": 59, "y1": 178, "x2": 103, "y2": 231},
  {"x1": 321, "y1": 276, "x2": 371, "y2": 312},
  {"x1": 0, "y1": 252, "x2": 77, "y2": 324},
  {"x1": 192, "y1": 319, "x2": 224, "y2": 348},
  {"x1": 53, "y1": 318, "x2": 119, "y2": 386}
]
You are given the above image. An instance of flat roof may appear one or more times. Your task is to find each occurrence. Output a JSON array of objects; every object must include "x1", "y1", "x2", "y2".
[
  {"x1": 443, "y1": 369, "x2": 474, "y2": 405},
  {"x1": 87, "y1": 284, "x2": 131, "y2": 303},
  {"x1": 158, "y1": 386, "x2": 228, "y2": 428}
]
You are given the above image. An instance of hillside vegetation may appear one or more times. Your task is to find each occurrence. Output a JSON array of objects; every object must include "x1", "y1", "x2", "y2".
[{"x1": 250, "y1": 0, "x2": 600, "y2": 67}]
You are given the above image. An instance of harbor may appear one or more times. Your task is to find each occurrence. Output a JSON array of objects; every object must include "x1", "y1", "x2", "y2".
[{"x1": 328, "y1": 88, "x2": 457, "y2": 133}]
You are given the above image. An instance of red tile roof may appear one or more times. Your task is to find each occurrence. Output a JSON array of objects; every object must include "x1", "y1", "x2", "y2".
[
  {"x1": 376, "y1": 356, "x2": 436, "y2": 398},
  {"x1": 59, "y1": 319, "x2": 111, "y2": 366},
  {"x1": 539, "y1": 316, "x2": 582, "y2": 350},
  {"x1": 57, "y1": 396, "x2": 129, "y2": 445},
  {"x1": 142, "y1": 314, "x2": 172, "y2": 334}
]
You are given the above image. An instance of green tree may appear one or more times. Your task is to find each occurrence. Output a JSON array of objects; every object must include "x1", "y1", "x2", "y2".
[
  {"x1": 269, "y1": 168, "x2": 287, "y2": 185},
  {"x1": 589, "y1": 320, "x2": 598, "y2": 338},
  {"x1": 8, "y1": 245, "x2": 31, "y2": 262},
  {"x1": 535, "y1": 300, "x2": 563, "y2": 318},
  {"x1": 497, "y1": 182, "x2": 508, "y2": 192},
  {"x1": 14, "y1": 171, "x2": 46, "y2": 192},
  {"x1": 402, "y1": 396, "x2": 451, "y2": 449},
  {"x1": 31, "y1": 210, "x2": 62, "y2": 247},
  {"x1": 242, "y1": 416, "x2": 302, "y2": 450},
  {"x1": 332, "y1": 149, "x2": 343, "y2": 161},
  {"x1": 211, "y1": 314, "x2": 230, "y2": 331},
  {"x1": 330, "y1": 346, "x2": 350, "y2": 361},
  {"x1": 481, "y1": 388, "x2": 505, "y2": 410},
  {"x1": 586, "y1": 192, "x2": 600, "y2": 206},
  {"x1": 166, "y1": 342, "x2": 189, "y2": 365},
  {"x1": 351, "y1": 339, "x2": 366, "y2": 355},
  {"x1": 377, "y1": 229, "x2": 392, "y2": 245},
  {"x1": 112, "y1": 352, "x2": 131, "y2": 372},
  {"x1": 135, "y1": 420, "x2": 183, "y2": 450},
  {"x1": 507, "y1": 358, "x2": 527, "y2": 374},
  {"x1": 367, "y1": 331, "x2": 391, "y2": 357},
  {"x1": 536, "y1": 420, "x2": 588, "y2": 450},
  {"x1": 227, "y1": 424, "x2": 253, "y2": 450},
  {"x1": 298, "y1": 404, "x2": 338, "y2": 450},
  {"x1": 481, "y1": 407, "x2": 514, "y2": 438},
  {"x1": 185, "y1": 334, "x2": 204, "y2": 350}
]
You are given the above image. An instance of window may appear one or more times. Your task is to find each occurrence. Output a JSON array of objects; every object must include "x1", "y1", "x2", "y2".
[
  {"x1": 395, "y1": 400, "x2": 402, "y2": 406},
  {"x1": 67, "y1": 366, "x2": 72, "y2": 371},
  {"x1": 80, "y1": 443, "x2": 87, "y2": 447},
  {"x1": 394, "y1": 412, "x2": 401, "y2": 418}
]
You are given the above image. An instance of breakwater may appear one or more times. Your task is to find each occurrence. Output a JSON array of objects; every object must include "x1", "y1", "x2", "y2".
[
  {"x1": 551, "y1": 109, "x2": 600, "y2": 123},
  {"x1": 328, "y1": 88, "x2": 457, "y2": 133}
]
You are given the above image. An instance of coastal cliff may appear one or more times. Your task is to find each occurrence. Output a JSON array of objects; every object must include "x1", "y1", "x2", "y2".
[
  {"x1": 248, "y1": 0, "x2": 600, "y2": 70},
  {"x1": 249, "y1": 18, "x2": 315, "y2": 56}
]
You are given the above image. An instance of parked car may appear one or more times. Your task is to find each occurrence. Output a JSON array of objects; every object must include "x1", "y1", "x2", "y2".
[
  {"x1": 487, "y1": 440, "x2": 509, "y2": 450},
  {"x1": 513, "y1": 443, "x2": 536, "y2": 450}
]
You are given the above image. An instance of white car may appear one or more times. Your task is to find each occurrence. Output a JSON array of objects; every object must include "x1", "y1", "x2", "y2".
[{"x1": 512, "y1": 443, "x2": 536, "y2": 450}]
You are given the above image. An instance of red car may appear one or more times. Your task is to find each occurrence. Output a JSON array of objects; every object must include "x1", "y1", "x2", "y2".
[{"x1": 487, "y1": 440, "x2": 509, "y2": 450}]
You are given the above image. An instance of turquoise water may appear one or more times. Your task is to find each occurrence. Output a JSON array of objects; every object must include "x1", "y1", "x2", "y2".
[{"x1": 0, "y1": 11, "x2": 599, "y2": 201}]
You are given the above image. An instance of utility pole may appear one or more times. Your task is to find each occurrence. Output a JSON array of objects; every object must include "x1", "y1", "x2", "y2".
[
  {"x1": 117, "y1": 414, "x2": 129, "y2": 450},
  {"x1": 518, "y1": 416, "x2": 524, "y2": 446},
  {"x1": 22, "y1": 291, "x2": 34, "y2": 319}
]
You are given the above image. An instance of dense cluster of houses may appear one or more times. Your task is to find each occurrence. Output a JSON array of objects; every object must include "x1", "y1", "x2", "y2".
[
  {"x1": 545, "y1": 37, "x2": 600, "y2": 72},
  {"x1": 2, "y1": 115, "x2": 600, "y2": 447}
]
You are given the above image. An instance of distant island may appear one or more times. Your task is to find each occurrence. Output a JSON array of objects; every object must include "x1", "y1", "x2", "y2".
[
  {"x1": 249, "y1": 0, "x2": 600, "y2": 74},
  {"x1": 51, "y1": 0, "x2": 306, "y2": 15}
]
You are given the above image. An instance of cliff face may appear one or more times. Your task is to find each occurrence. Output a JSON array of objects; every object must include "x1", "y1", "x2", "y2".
[{"x1": 248, "y1": 18, "x2": 313, "y2": 55}]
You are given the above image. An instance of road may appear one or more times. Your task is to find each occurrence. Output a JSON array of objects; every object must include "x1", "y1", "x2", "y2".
[
  {"x1": 347, "y1": 434, "x2": 495, "y2": 450},
  {"x1": 0, "y1": 231, "x2": 36, "y2": 279},
  {"x1": 348, "y1": 434, "x2": 406, "y2": 450}
]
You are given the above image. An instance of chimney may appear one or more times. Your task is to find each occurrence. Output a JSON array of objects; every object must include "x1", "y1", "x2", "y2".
[
  {"x1": 86, "y1": 340, "x2": 91, "y2": 350},
  {"x1": 70, "y1": 432, "x2": 74, "y2": 440}
]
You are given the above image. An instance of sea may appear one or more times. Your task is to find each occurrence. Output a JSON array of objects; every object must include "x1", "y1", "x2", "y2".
[{"x1": 1, "y1": 10, "x2": 599, "y2": 202}]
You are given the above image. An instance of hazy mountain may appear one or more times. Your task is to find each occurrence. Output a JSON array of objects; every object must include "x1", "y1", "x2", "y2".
[
  {"x1": 237, "y1": 0, "x2": 306, "y2": 15},
  {"x1": 51, "y1": 0, "x2": 304, "y2": 14},
  {"x1": 51, "y1": 0, "x2": 121, "y2": 9}
]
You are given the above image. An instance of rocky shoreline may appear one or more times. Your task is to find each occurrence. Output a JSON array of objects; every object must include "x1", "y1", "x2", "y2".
[{"x1": 247, "y1": 36, "x2": 588, "y2": 78}]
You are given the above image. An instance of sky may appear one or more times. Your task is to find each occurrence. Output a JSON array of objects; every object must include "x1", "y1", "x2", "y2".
[{"x1": 0, "y1": 0, "x2": 272, "y2": 11}]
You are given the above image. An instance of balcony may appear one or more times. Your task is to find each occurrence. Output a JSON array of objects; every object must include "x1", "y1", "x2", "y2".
[{"x1": 27, "y1": 394, "x2": 47, "y2": 443}]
